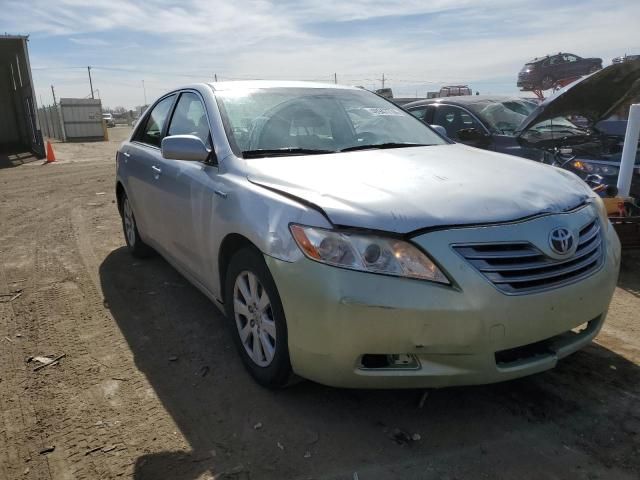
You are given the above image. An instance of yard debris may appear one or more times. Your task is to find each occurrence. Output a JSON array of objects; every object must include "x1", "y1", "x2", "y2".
[
  {"x1": 200, "y1": 366, "x2": 210, "y2": 377},
  {"x1": 111, "y1": 377, "x2": 128, "y2": 382},
  {"x1": 303, "y1": 451, "x2": 312, "y2": 458},
  {"x1": 39, "y1": 446, "x2": 55, "y2": 455},
  {"x1": 95, "y1": 192, "x2": 106, "y2": 195},
  {"x1": 418, "y1": 390, "x2": 429, "y2": 408},
  {"x1": 277, "y1": 442, "x2": 285, "y2": 450},
  {"x1": 411, "y1": 433, "x2": 422, "y2": 441},
  {"x1": 253, "y1": 422, "x2": 263, "y2": 430},
  {"x1": 0, "y1": 289, "x2": 23, "y2": 302},
  {"x1": 102, "y1": 445, "x2": 118, "y2": 453},
  {"x1": 4, "y1": 336, "x2": 14, "y2": 343},
  {"x1": 353, "y1": 473, "x2": 359, "y2": 480},
  {"x1": 168, "y1": 355, "x2": 178, "y2": 362},
  {"x1": 85, "y1": 446, "x2": 103, "y2": 456},
  {"x1": 610, "y1": 365, "x2": 617, "y2": 370},
  {"x1": 33, "y1": 354, "x2": 66, "y2": 372}
]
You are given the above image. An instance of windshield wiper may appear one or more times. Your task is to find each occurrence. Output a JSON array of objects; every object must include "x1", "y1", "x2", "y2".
[
  {"x1": 242, "y1": 148, "x2": 336, "y2": 158},
  {"x1": 340, "y1": 142, "x2": 432, "y2": 152}
]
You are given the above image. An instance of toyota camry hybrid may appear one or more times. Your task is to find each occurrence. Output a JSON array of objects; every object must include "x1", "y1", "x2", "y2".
[{"x1": 115, "y1": 81, "x2": 621, "y2": 388}]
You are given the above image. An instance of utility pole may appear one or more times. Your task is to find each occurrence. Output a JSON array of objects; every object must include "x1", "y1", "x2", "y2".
[
  {"x1": 87, "y1": 66, "x2": 94, "y2": 99},
  {"x1": 334, "y1": 73, "x2": 337, "y2": 84},
  {"x1": 142, "y1": 80, "x2": 147, "y2": 105},
  {"x1": 381, "y1": 73, "x2": 385, "y2": 89},
  {"x1": 214, "y1": 73, "x2": 218, "y2": 82},
  {"x1": 51, "y1": 85, "x2": 57, "y2": 106}
]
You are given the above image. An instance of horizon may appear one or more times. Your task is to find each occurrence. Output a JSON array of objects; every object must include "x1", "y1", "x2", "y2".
[{"x1": 2, "y1": 0, "x2": 639, "y2": 109}]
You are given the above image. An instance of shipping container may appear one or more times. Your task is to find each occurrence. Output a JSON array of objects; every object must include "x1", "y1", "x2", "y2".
[{"x1": 0, "y1": 35, "x2": 44, "y2": 159}]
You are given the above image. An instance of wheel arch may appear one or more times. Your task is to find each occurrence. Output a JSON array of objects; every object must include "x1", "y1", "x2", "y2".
[
  {"x1": 218, "y1": 233, "x2": 261, "y2": 303},
  {"x1": 116, "y1": 181, "x2": 126, "y2": 216}
]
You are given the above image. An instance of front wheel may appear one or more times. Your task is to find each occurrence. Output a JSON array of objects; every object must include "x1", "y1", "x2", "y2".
[{"x1": 225, "y1": 247, "x2": 292, "y2": 388}]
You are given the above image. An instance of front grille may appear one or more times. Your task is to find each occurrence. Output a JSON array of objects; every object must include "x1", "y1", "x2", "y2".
[{"x1": 454, "y1": 218, "x2": 603, "y2": 294}]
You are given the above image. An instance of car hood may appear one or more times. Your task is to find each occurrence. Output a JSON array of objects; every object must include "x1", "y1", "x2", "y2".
[
  {"x1": 517, "y1": 59, "x2": 640, "y2": 134},
  {"x1": 246, "y1": 145, "x2": 590, "y2": 234}
]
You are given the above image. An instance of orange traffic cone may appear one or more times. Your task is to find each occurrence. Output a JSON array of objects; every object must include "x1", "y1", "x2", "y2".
[{"x1": 46, "y1": 141, "x2": 56, "y2": 163}]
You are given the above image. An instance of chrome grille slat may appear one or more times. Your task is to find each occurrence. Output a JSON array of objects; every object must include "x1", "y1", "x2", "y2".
[
  {"x1": 486, "y1": 249, "x2": 601, "y2": 284},
  {"x1": 578, "y1": 221, "x2": 600, "y2": 246},
  {"x1": 456, "y1": 245, "x2": 540, "y2": 260},
  {"x1": 475, "y1": 235, "x2": 602, "y2": 272},
  {"x1": 454, "y1": 218, "x2": 603, "y2": 294}
]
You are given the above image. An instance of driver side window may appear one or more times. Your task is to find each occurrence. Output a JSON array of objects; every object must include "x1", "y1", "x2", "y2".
[{"x1": 432, "y1": 105, "x2": 481, "y2": 141}]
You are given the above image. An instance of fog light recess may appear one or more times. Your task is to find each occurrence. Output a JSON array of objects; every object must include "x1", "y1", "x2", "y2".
[{"x1": 359, "y1": 354, "x2": 420, "y2": 370}]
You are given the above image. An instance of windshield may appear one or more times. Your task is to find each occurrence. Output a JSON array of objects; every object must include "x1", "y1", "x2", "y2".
[
  {"x1": 215, "y1": 87, "x2": 447, "y2": 156},
  {"x1": 465, "y1": 98, "x2": 538, "y2": 135}
]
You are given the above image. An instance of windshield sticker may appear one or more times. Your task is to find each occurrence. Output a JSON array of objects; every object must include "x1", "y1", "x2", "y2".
[{"x1": 362, "y1": 107, "x2": 404, "y2": 116}]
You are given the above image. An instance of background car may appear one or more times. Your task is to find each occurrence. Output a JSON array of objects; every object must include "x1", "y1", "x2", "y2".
[
  {"x1": 518, "y1": 52, "x2": 602, "y2": 90},
  {"x1": 406, "y1": 61, "x2": 640, "y2": 198},
  {"x1": 102, "y1": 112, "x2": 116, "y2": 127},
  {"x1": 612, "y1": 54, "x2": 640, "y2": 64},
  {"x1": 438, "y1": 85, "x2": 472, "y2": 97}
]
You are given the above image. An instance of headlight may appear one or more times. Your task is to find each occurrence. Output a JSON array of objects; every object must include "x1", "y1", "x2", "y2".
[
  {"x1": 289, "y1": 224, "x2": 449, "y2": 284},
  {"x1": 571, "y1": 160, "x2": 619, "y2": 176},
  {"x1": 592, "y1": 195, "x2": 609, "y2": 226}
]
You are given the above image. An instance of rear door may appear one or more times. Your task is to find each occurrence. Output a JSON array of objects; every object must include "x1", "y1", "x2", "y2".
[{"x1": 124, "y1": 94, "x2": 177, "y2": 246}]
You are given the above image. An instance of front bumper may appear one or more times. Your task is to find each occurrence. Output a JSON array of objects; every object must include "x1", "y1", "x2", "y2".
[{"x1": 266, "y1": 207, "x2": 621, "y2": 389}]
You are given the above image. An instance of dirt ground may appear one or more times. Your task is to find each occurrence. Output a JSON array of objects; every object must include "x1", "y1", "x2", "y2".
[{"x1": 1, "y1": 127, "x2": 639, "y2": 480}]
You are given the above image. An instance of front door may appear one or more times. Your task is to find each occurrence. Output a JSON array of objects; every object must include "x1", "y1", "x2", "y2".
[{"x1": 158, "y1": 91, "x2": 225, "y2": 288}]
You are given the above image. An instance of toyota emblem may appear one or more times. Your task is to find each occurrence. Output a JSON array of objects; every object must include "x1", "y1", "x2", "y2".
[{"x1": 549, "y1": 227, "x2": 575, "y2": 255}]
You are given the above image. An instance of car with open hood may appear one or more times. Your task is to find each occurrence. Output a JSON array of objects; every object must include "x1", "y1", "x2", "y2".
[
  {"x1": 404, "y1": 60, "x2": 640, "y2": 198},
  {"x1": 115, "y1": 81, "x2": 621, "y2": 389}
]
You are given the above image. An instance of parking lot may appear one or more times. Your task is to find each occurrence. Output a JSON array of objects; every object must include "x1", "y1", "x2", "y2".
[{"x1": 0, "y1": 127, "x2": 639, "y2": 479}]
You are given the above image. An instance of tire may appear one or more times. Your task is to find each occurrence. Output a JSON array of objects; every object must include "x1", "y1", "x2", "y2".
[
  {"x1": 541, "y1": 75, "x2": 554, "y2": 90},
  {"x1": 121, "y1": 192, "x2": 154, "y2": 258},
  {"x1": 224, "y1": 247, "x2": 292, "y2": 388}
]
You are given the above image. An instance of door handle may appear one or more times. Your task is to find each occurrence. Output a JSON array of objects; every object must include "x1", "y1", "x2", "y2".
[
  {"x1": 151, "y1": 165, "x2": 162, "y2": 175},
  {"x1": 123, "y1": 151, "x2": 131, "y2": 158},
  {"x1": 214, "y1": 189, "x2": 228, "y2": 199}
]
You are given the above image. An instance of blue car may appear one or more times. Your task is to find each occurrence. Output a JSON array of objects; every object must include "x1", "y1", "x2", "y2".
[{"x1": 404, "y1": 60, "x2": 640, "y2": 198}]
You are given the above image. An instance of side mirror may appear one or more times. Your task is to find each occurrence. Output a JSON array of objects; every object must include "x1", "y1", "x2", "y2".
[
  {"x1": 430, "y1": 125, "x2": 448, "y2": 137},
  {"x1": 161, "y1": 135, "x2": 210, "y2": 162},
  {"x1": 457, "y1": 127, "x2": 486, "y2": 142}
]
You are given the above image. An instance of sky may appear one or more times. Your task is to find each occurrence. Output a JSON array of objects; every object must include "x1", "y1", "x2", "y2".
[{"x1": 2, "y1": 0, "x2": 639, "y2": 109}]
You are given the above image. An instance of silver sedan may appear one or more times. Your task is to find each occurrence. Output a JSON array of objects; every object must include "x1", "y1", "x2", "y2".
[{"x1": 115, "y1": 81, "x2": 620, "y2": 388}]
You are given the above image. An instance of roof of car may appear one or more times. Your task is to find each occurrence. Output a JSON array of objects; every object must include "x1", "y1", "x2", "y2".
[
  {"x1": 403, "y1": 95, "x2": 537, "y2": 108},
  {"x1": 207, "y1": 80, "x2": 359, "y2": 91}
]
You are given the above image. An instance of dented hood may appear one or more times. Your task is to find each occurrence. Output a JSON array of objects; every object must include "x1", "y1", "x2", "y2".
[
  {"x1": 246, "y1": 145, "x2": 590, "y2": 234},
  {"x1": 517, "y1": 59, "x2": 640, "y2": 134}
]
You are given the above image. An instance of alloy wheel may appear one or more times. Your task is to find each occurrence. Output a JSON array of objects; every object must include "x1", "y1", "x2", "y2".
[
  {"x1": 233, "y1": 271, "x2": 277, "y2": 367},
  {"x1": 123, "y1": 198, "x2": 136, "y2": 247}
]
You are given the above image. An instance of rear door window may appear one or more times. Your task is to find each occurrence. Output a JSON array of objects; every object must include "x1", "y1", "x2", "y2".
[{"x1": 137, "y1": 95, "x2": 176, "y2": 147}]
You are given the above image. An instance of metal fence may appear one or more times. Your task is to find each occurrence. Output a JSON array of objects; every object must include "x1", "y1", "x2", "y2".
[
  {"x1": 37, "y1": 104, "x2": 65, "y2": 141},
  {"x1": 37, "y1": 98, "x2": 106, "y2": 142}
]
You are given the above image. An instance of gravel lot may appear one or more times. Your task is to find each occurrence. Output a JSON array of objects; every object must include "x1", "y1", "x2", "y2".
[{"x1": 1, "y1": 127, "x2": 639, "y2": 480}]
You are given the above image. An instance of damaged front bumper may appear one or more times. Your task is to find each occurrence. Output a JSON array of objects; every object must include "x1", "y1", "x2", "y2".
[{"x1": 265, "y1": 208, "x2": 621, "y2": 388}]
